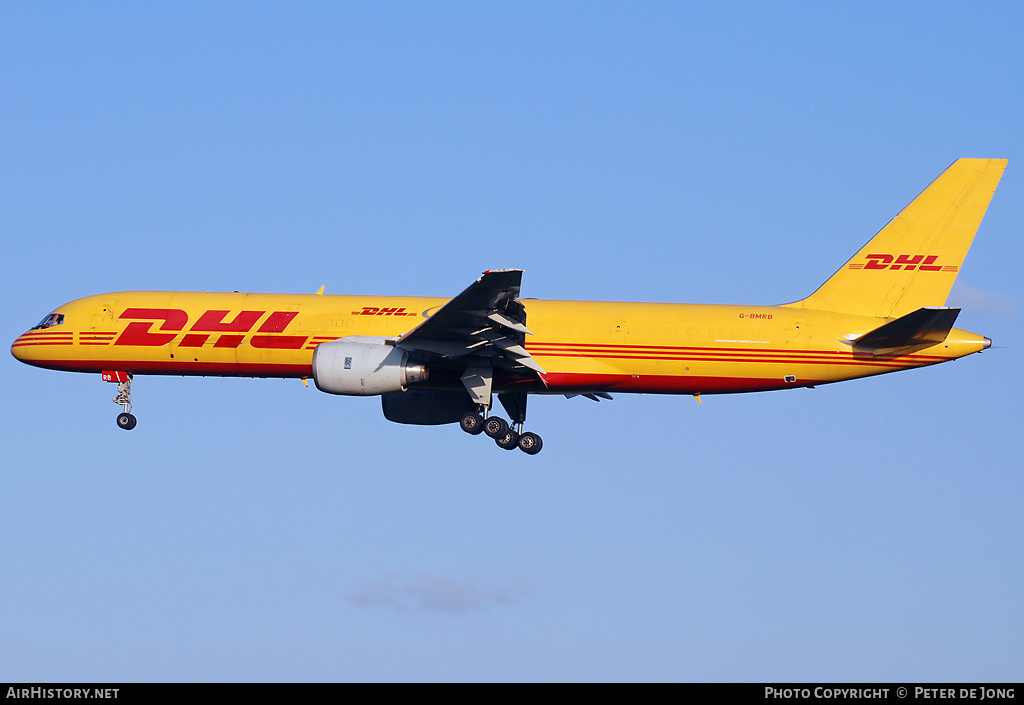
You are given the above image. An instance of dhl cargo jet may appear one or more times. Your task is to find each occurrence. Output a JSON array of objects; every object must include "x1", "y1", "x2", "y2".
[{"x1": 12, "y1": 159, "x2": 1005, "y2": 455}]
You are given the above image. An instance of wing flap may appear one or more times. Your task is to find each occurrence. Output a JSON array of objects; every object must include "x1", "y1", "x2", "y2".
[
  {"x1": 396, "y1": 270, "x2": 546, "y2": 379},
  {"x1": 487, "y1": 311, "x2": 534, "y2": 335}
]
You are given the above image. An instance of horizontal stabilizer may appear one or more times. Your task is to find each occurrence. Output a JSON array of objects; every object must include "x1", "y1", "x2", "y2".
[
  {"x1": 564, "y1": 392, "x2": 614, "y2": 402},
  {"x1": 853, "y1": 307, "x2": 960, "y2": 350}
]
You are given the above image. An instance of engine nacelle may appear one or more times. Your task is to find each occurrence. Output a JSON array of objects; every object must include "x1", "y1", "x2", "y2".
[
  {"x1": 382, "y1": 390, "x2": 476, "y2": 425},
  {"x1": 312, "y1": 337, "x2": 428, "y2": 396}
]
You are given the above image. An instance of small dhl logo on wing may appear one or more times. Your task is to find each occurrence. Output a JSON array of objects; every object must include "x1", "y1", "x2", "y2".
[
  {"x1": 848, "y1": 254, "x2": 958, "y2": 272},
  {"x1": 114, "y1": 309, "x2": 306, "y2": 349},
  {"x1": 350, "y1": 306, "x2": 419, "y2": 317}
]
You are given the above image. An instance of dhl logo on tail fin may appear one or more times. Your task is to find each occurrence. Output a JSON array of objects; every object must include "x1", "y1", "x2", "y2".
[
  {"x1": 787, "y1": 158, "x2": 1007, "y2": 318},
  {"x1": 848, "y1": 254, "x2": 955, "y2": 272}
]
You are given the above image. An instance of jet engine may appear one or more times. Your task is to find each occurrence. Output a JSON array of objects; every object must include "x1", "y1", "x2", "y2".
[
  {"x1": 381, "y1": 389, "x2": 476, "y2": 425},
  {"x1": 312, "y1": 337, "x2": 428, "y2": 395}
]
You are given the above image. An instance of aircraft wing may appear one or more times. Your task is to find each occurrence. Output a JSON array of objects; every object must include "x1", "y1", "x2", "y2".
[{"x1": 395, "y1": 269, "x2": 545, "y2": 376}]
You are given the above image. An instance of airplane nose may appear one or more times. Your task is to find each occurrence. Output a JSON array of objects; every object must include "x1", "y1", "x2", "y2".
[
  {"x1": 12, "y1": 323, "x2": 76, "y2": 368},
  {"x1": 11, "y1": 334, "x2": 29, "y2": 362}
]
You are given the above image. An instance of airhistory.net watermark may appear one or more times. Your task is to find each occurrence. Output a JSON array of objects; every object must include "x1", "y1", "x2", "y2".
[{"x1": 6, "y1": 689, "x2": 118, "y2": 699}]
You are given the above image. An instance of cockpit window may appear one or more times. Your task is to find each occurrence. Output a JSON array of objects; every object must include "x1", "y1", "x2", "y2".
[{"x1": 32, "y1": 313, "x2": 65, "y2": 329}]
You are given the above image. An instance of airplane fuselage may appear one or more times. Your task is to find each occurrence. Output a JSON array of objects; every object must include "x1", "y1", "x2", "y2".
[{"x1": 11, "y1": 290, "x2": 988, "y2": 395}]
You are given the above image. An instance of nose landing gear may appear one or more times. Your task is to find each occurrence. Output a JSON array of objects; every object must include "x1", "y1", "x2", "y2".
[{"x1": 105, "y1": 371, "x2": 137, "y2": 431}]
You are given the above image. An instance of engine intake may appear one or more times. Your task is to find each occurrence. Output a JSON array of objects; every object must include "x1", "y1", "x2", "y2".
[{"x1": 312, "y1": 337, "x2": 427, "y2": 396}]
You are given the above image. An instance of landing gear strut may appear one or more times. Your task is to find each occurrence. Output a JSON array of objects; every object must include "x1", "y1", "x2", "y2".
[{"x1": 111, "y1": 374, "x2": 137, "y2": 430}]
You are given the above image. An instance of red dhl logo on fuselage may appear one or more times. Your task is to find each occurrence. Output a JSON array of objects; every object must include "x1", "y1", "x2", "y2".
[
  {"x1": 350, "y1": 306, "x2": 419, "y2": 316},
  {"x1": 114, "y1": 308, "x2": 305, "y2": 349},
  {"x1": 848, "y1": 254, "x2": 958, "y2": 272}
]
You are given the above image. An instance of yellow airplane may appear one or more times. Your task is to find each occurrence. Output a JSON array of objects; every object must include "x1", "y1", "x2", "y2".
[{"x1": 12, "y1": 158, "x2": 1006, "y2": 454}]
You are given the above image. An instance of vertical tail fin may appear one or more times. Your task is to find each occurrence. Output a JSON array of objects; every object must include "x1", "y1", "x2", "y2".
[{"x1": 787, "y1": 158, "x2": 1007, "y2": 318}]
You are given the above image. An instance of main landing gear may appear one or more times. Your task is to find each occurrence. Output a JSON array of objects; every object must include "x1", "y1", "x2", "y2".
[
  {"x1": 458, "y1": 392, "x2": 543, "y2": 455},
  {"x1": 109, "y1": 372, "x2": 137, "y2": 431},
  {"x1": 458, "y1": 366, "x2": 542, "y2": 455}
]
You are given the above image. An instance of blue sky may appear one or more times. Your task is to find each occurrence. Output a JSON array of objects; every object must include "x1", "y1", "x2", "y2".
[{"x1": 2, "y1": 2, "x2": 1022, "y2": 681}]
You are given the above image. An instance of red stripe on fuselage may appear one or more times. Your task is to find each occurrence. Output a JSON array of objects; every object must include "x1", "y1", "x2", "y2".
[
  {"x1": 16, "y1": 358, "x2": 313, "y2": 378},
  {"x1": 527, "y1": 341, "x2": 950, "y2": 360},
  {"x1": 526, "y1": 343, "x2": 950, "y2": 368},
  {"x1": 539, "y1": 372, "x2": 820, "y2": 394},
  {"x1": 530, "y1": 350, "x2": 936, "y2": 370}
]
